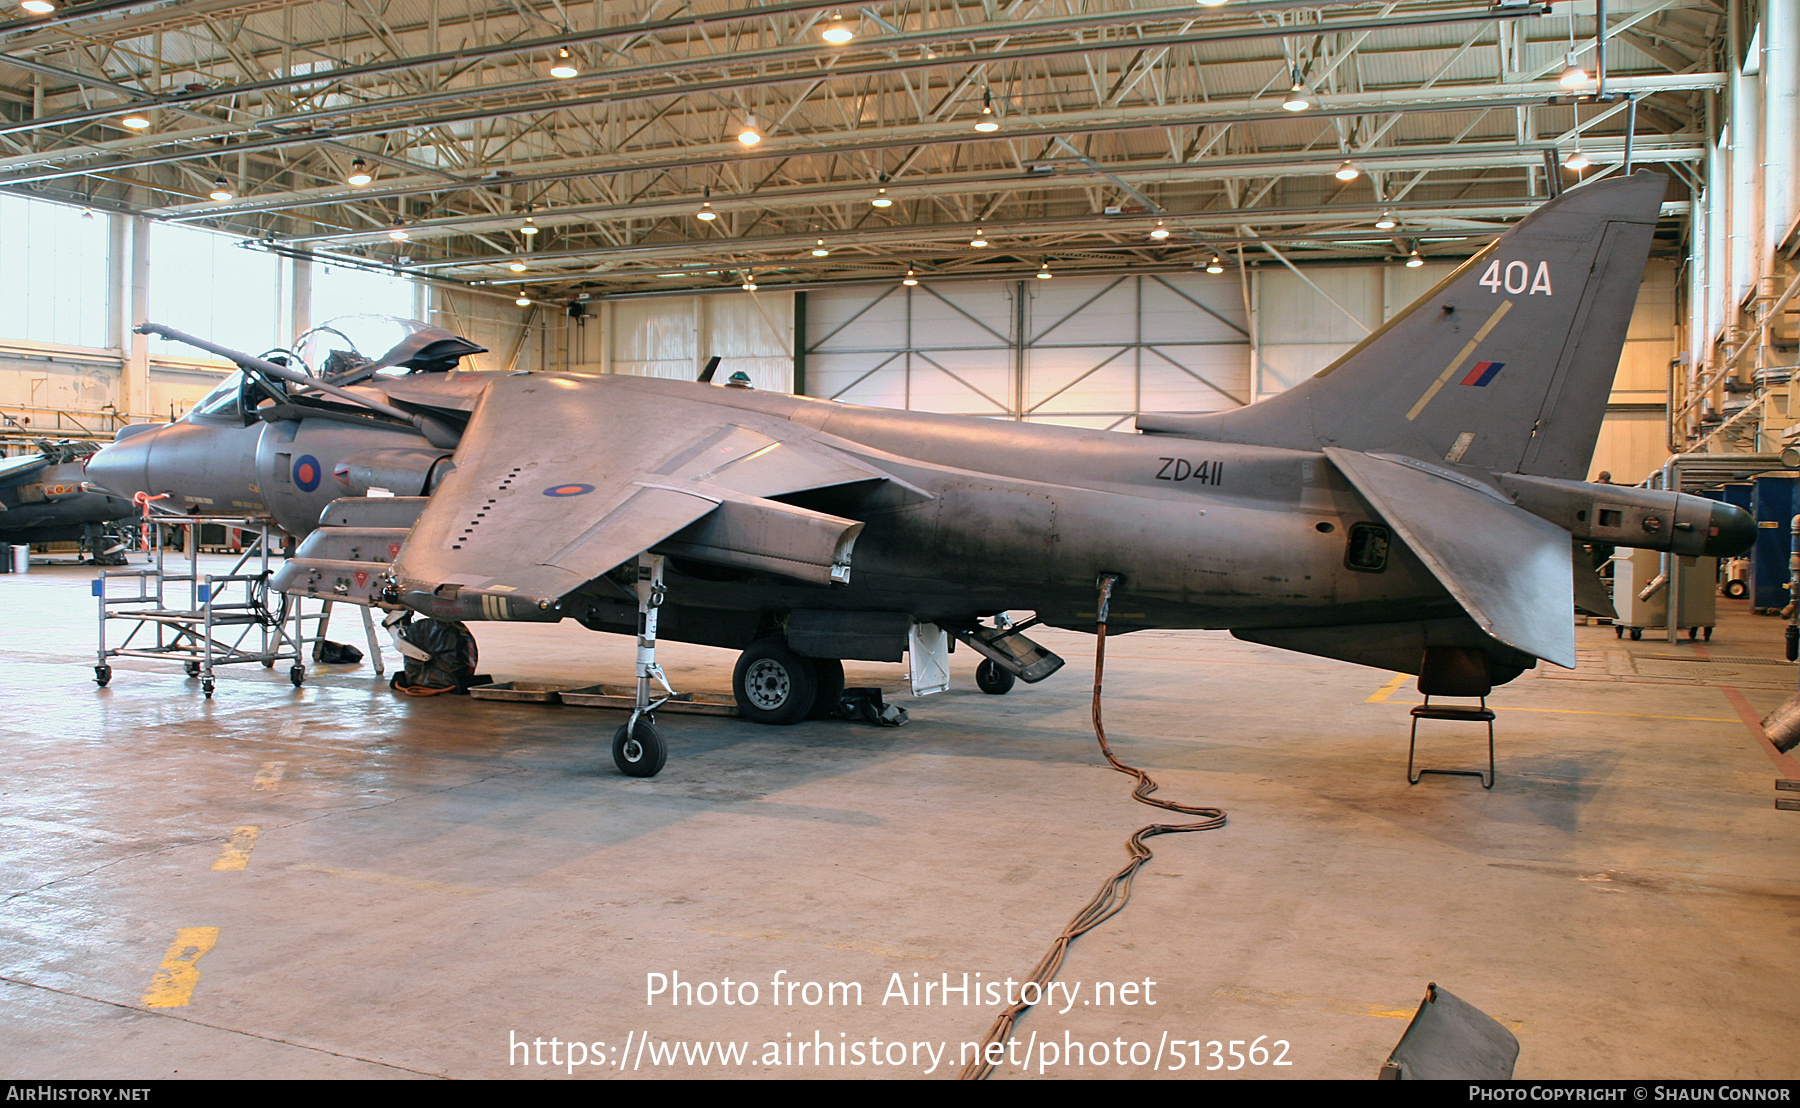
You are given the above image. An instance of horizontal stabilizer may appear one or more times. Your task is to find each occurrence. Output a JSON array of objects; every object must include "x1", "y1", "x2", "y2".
[{"x1": 1325, "y1": 447, "x2": 1575, "y2": 669}]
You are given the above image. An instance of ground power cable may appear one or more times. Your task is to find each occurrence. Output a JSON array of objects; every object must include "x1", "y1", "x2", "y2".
[{"x1": 958, "y1": 573, "x2": 1227, "y2": 1080}]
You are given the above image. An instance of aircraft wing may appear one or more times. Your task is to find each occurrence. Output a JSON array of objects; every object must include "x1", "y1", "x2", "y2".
[
  {"x1": 1324, "y1": 447, "x2": 1576, "y2": 669},
  {"x1": 388, "y1": 375, "x2": 889, "y2": 606}
]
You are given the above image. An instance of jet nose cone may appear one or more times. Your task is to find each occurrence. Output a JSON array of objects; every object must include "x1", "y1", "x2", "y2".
[
  {"x1": 85, "y1": 426, "x2": 156, "y2": 499},
  {"x1": 1703, "y1": 500, "x2": 1756, "y2": 557}
]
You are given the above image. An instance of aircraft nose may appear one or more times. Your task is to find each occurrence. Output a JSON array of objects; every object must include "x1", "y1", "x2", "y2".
[
  {"x1": 84, "y1": 425, "x2": 157, "y2": 499},
  {"x1": 1702, "y1": 500, "x2": 1756, "y2": 558}
]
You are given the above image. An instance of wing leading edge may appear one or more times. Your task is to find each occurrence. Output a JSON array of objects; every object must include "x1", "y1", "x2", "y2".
[{"x1": 388, "y1": 375, "x2": 894, "y2": 606}]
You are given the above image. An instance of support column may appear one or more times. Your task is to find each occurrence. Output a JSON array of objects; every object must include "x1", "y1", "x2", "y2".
[
  {"x1": 290, "y1": 254, "x2": 311, "y2": 345},
  {"x1": 1763, "y1": 0, "x2": 1798, "y2": 263},
  {"x1": 124, "y1": 215, "x2": 151, "y2": 420}
]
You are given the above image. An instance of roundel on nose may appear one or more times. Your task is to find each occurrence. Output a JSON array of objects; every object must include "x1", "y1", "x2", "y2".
[{"x1": 293, "y1": 454, "x2": 322, "y2": 492}]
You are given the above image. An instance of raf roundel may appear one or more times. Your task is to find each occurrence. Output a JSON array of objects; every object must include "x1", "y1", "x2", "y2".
[
  {"x1": 543, "y1": 483, "x2": 595, "y2": 497},
  {"x1": 292, "y1": 454, "x2": 322, "y2": 492}
]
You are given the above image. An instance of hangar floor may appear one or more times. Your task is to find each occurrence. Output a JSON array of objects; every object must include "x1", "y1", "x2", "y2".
[{"x1": 2, "y1": 559, "x2": 1797, "y2": 1080}]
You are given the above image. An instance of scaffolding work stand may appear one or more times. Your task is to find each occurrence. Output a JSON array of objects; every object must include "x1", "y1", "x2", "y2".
[{"x1": 93, "y1": 514, "x2": 381, "y2": 697}]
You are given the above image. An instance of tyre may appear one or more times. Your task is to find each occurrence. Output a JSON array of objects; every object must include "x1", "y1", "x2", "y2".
[
  {"x1": 1725, "y1": 580, "x2": 1748, "y2": 599},
  {"x1": 732, "y1": 638, "x2": 819, "y2": 725},
  {"x1": 975, "y1": 658, "x2": 1016, "y2": 695},
  {"x1": 808, "y1": 658, "x2": 845, "y2": 719},
  {"x1": 612, "y1": 717, "x2": 667, "y2": 777},
  {"x1": 184, "y1": 661, "x2": 201, "y2": 677}
]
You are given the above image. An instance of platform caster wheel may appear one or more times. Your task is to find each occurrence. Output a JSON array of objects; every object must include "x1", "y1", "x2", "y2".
[
  {"x1": 612, "y1": 717, "x2": 666, "y2": 777},
  {"x1": 94, "y1": 664, "x2": 111, "y2": 688},
  {"x1": 1688, "y1": 627, "x2": 1697, "y2": 640},
  {"x1": 732, "y1": 638, "x2": 818, "y2": 725},
  {"x1": 202, "y1": 678, "x2": 215, "y2": 698},
  {"x1": 185, "y1": 661, "x2": 201, "y2": 677},
  {"x1": 262, "y1": 659, "x2": 275, "y2": 669},
  {"x1": 289, "y1": 665, "x2": 305, "y2": 687},
  {"x1": 1704, "y1": 626, "x2": 1713, "y2": 640},
  {"x1": 1614, "y1": 626, "x2": 1623, "y2": 638},
  {"x1": 1630, "y1": 628, "x2": 1642, "y2": 640},
  {"x1": 975, "y1": 659, "x2": 1016, "y2": 695}
]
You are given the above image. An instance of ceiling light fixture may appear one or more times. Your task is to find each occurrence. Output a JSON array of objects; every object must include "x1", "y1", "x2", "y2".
[
  {"x1": 1374, "y1": 211, "x2": 1397, "y2": 230},
  {"x1": 1563, "y1": 145, "x2": 1590, "y2": 171},
  {"x1": 1204, "y1": 255, "x2": 1225, "y2": 274},
  {"x1": 970, "y1": 230, "x2": 988, "y2": 248},
  {"x1": 696, "y1": 201, "x2": 716, "y2": 221},
  {"x1": 521, "y1": 215, "x2": 539, "y2": 235},
  {"x1": 208, "y1": 177, "x2": 233, "y2": 202},
  {"x1": 1558, "y1": 50, "x2": 1590, "y2": 88},
  {"x1": 742, "y1": 278, "x2": 758, "y2": 291},
  {"x1": 811, "y1": 239, "x2": 829, "y2": 257},
  {"x1": 346, "y1": 157, "x2": 373, "y2": 187},
  {"x1": 515, "y1": 296, "x2": 532, "y2": 307},
  {"x1": 871, "y1": 188, "x2": 893, "y2": 208},
  {"x1": 738, "y1": 115, "x2": 763, "y2": 146},
  {"x1": 1036, "y1": 261, "x2": 1052, "y2": 279},
  {"x1": 821, "y1": 14, "x2": 854, "y2": 44},
  {"x1": 120, "y1": 113, "x2": 150, "y2": 129},
  {"x1": 387, "y1": 221, "x2": 409, "y2": 241},
  {"x1": 1282, "y1": 74, "x2": 1313, "y2": 112},
  {"x1": 1196, "y1": 0, "x2": 1231, "y2": 6},
  {"x1": 974, "y1": 90, "x2": 999, "y2": 132},
  {"x1": 1149, "y1": 221, "x2": 1170, "y2": 241},
  {"x1": 20, "y1": 0, "x2": 55, "y2": 13},
  {"x1": 550, "y1": 48, "x2": 579, "y2": 79},
  {"x1": 1404, "y1": 249, "x2": 1424, "y2": 268},
  {"x1": 509, "y1": 262, "x2": 527, "y2": 273},
  {"x1": 1334, "y1": 160, "x2": 1359, "y2": 181},
  {"x1": 902, "y1": 269, "x2": 918, "y2": 286}
]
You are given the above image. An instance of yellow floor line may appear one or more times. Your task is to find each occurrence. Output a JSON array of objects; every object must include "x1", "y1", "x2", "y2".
[
  {"x1": 1376, "y1": 700, "x2": 1736, "y2": 723},
  {"x1": 251, "y1": 761, "x2": 286, "y2": 790},
  {"x1": 689, "y1": 926, "x2": 938, "y2": 961},
  {"x1": 141, "y1": 927, "x2": 219, "y2": 1008},
  {"x1": 1366, "y1": 673, "x2": 1409, "y2": 703},
  {"x1": 210, "y1": 826, "x2": 260, "y2": 872}
]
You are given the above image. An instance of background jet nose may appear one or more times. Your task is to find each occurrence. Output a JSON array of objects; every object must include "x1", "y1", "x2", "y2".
[
  {"x1": 1702, "y1": 500, "x2": 1756, "y2": 558},
  {"x1": 84, "y1": 426, "x2": 156, "y2": 499}
]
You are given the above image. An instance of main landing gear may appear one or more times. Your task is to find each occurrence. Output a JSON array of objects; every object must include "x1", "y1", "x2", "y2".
[{"x1": 732, "y1": 637, "x2": 845, "y2": 724}]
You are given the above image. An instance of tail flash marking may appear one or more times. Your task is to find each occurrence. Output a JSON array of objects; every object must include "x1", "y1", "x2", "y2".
[
  {"x1": 1460, "y1": 361, "x2": 1506, "y2": 387},
  {"x1": 1404, "y1": 299, "x2": 1514, "y2": 421}
]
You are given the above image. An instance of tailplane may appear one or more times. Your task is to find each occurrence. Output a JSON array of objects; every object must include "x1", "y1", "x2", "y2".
[{"x1": 1139, "y1": 172, "x2": 1667, "y2": 479}]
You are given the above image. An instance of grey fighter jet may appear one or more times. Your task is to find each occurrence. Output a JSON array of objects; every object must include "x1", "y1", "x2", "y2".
[
  {"x1": 86, "y1": 171, "x2": 1754, "y2": 776},
  {"x1": 0, "y1": 436, "x2": 135, "y2": 563}
]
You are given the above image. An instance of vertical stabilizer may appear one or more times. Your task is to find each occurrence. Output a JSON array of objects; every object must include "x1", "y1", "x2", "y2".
[{"x1": 1139, "y1": 172, "x2": 1666, "y2": 479}]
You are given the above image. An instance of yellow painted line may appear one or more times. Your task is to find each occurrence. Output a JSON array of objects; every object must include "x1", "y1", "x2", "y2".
[
  {"x1": 141, "y1": 927, "x2": 219, "y2": 1008},
  {"x1": 1404, "y1": 299, "x2": 1514, "y2": 420},
  {"x1": 1378, "y1": 700, "x2": 1736, "y2": 723},
  {"x1": 210, "y1": 826, "x2": 260, "y2": 872},
  {"x1": 1212, "y1": 984, "x2": 1524, "y2": 1031},
  {"x1": 251, "y1": 761, "x2": 286, "y2": 790},
  {"x1": 689, "y1": 926, "x2": 938, "y2": 961},
  {"x1": 289, "y1": 862, "x2": 487, "y2": 896},
  {"x1": 1366, "y1": 673, "x2": 1410, "y2": 702}
]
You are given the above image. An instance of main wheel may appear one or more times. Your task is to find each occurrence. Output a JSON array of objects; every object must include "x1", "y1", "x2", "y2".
[
  {"x1": 809, "y1": 658, "x2": 845, "y2": 719},
  {"x1": 612, "y1": 717, "x2": 667, "y2": 777},
  {"x1": 732, "y1": 638, "x2": 819, "y2": 725},
  {"x1": 975, "y1": 658, "x2": 1016, "y2": 695}
]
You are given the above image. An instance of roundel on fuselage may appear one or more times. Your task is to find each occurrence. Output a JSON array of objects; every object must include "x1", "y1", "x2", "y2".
[{"x1": 293, "y1": 454, "x2": 323, "y2": 492}]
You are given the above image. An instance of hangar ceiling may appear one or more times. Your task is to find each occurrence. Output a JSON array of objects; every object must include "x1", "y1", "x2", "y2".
[{"x1": 0, "y1": 0, "x2": 1725, "y2": 301}]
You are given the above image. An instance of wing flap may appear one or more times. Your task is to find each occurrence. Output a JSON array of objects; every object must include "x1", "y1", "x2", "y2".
[{"x1": 1324, "y1": 447, "x2": 1575, "y2": 669}]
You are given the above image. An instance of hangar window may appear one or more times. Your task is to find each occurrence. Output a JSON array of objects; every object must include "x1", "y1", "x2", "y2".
[
  {"x1": 149, "y1": 222, "x2": 283, "y2": 358},
  {"x1": 1345, "y1": 522, "x2": 1391, "y2": 572},
  {"x1": 0, "y1": 193, "x2": 111, "y2": 348}
]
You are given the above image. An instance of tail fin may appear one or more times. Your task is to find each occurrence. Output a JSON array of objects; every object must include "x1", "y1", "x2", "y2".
[{"x1": 1139, "y1": 171, "x2": 1666, "y2": 479}]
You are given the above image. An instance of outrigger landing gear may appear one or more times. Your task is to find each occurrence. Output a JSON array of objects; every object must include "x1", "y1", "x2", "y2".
[{"x1": 614, "y1": 553, "x2": 672, "y2": 777}]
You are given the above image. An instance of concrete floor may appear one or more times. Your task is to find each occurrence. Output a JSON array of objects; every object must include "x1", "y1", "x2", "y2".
[{"x1": 2, "y1": 557, "x2": 1797, "y2": 1080}]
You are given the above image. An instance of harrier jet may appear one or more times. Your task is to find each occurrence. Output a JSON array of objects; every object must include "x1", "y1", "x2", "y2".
[
  {"x1": 86, "y1": 171, "x2": 1753, "y2": 776},
  {"x1": 0, "y1": 435, "x2": 134, "y2": 563}
]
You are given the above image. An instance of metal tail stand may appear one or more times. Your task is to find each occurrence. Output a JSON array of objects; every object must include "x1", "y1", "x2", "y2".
[
  {"x1": 612, "y1": 553, "x2": 674, "y2": 776},
  {"x1": 95, "y1": 515, "x2": 307, "y2": 697},
  {"x1": 310, "y1": 600, "x2": 386, "y2": 678}
]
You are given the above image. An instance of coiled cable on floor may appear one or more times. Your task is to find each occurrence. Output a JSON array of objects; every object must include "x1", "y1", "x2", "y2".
[{"x1": 959, "y1": 573, "x2": 1227, "y2": 1080}]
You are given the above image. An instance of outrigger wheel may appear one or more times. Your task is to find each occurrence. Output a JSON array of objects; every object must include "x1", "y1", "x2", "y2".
[
  {"x1": 613, "y1": 716, "x2": 666, "y2": 777},
  {"x1": 975, "y1": 659, "x2": 1016, "y2": 695}
]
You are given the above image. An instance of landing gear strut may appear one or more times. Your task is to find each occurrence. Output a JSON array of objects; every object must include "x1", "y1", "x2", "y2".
[{"x1": 614, "y1": 553, "x2": 672, "y2": 777}]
